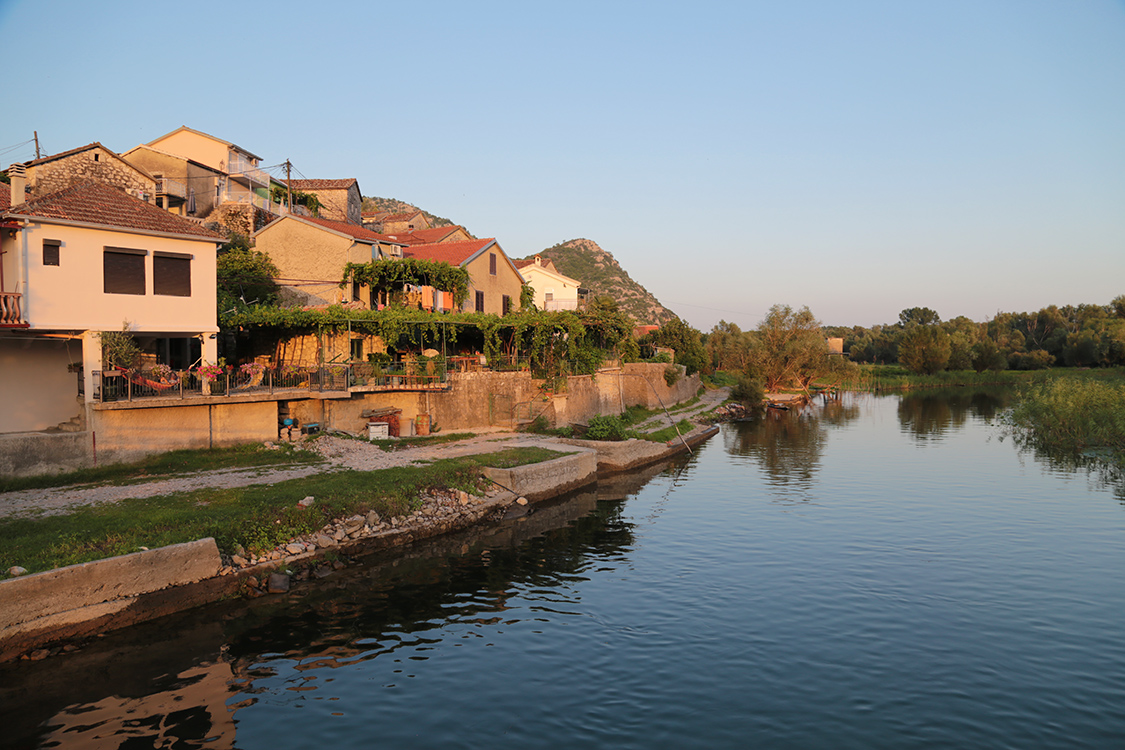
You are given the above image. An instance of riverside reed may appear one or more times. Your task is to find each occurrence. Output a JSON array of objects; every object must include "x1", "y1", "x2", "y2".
[
  {"x1": 1005, "y1": 377, "x2": 1125, "y2": 457},
  {"x1": 0, "y1": 447, "x2": 564, "y2": 575}
]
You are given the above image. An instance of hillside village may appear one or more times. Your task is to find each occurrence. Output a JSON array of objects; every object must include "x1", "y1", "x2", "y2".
[{"x1": 0, "y1": 127, "x2": 697, "y2": 478}]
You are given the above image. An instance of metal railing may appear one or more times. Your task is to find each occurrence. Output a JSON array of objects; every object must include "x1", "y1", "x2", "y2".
[
  {"x1": 92, "y1": 365, "x2": 352, "y2": 403},
  {"x1": 220, "y1": 189, "x2": 311, "y2": 217},
  {"x1": 226, "y1": 153, "x2": 269, "y2": 186},
  {"x1": 350, "y1": 361, "x2": 451, "y2": 390},
  {"x1": 0, "y1": 292, "x2": 23, "y2": 326}
]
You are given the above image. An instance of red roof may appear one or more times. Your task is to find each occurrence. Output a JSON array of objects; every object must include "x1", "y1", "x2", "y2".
[
  {"x1": 513, "y1": 258, "x2": 534, "y2": 269},
  {"x1": 287, "y1": 178, "x2": 357, "y2": 191},
  {"x1": 0, "y1": 182, "x2": 10, "y2": 210},
  {"x1": 404, "y1": 238, "x2": 496, "y2": 266},
  {"x1": 376, "y1": 210, "x2": 422, "y2": 223},
  {"x1": 3, "y1": 180, "x2": 223, "y2": 240},
  {"x1": 387, "y1": 225, "x2": 465, "y2": 245},
  {"x1": 288, "y1": 214, "x2": 390, "y2": 243}
]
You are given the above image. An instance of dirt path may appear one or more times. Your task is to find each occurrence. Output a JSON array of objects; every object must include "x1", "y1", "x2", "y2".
[{"x1": 0, "y1": 388, "x2": 731, "y2": 520}]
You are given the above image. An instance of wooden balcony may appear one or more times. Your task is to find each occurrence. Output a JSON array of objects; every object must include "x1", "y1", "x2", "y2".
[{"x1": 0, "y1": 292, "x2": 26, "y2": 327}]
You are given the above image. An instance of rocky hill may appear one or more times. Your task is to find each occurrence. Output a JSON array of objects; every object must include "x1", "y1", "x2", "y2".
[
  {"x1": 526, "y1": 239, "x2": 677, "y2": 325},
  {"x1": 360, "y1": 196, "x2": 458, "y2": 230}
]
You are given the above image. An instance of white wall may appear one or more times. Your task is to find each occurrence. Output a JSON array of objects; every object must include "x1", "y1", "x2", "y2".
[
  {"x1": 0, "y1": 338, "x2": 82, "y2": 433},
  {"x1": 17, "y1": 222, "x2": 217, "y2": 335}
]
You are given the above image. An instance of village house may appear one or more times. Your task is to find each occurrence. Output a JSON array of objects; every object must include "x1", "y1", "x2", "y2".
[
  {"x1": 286, "y1": 178, "x2": 362, "y2": 225},
  {"x1": 11, "y1": 143, "x2": 157, "y2": 205},
  {"x1": 362, "y1": 209, "x2": 429, "y2": 234},
  {"x1": 382, "y1": 224, "x2": 473, "y2": 246},
  {"x1": 121, "y1": 143, "x2": 227, "y2": 218},
  {"x1": 514, "y1": 254, "x2": 588, "y2": 311},
  {"x1": 0, "y1": 179, "x2": 223, "y2": 436},
  {"x1": 252, "y1": 213, "x2": 406, "y2": 308},
  {"x1": 405, "y1": 238, "x2": 525, "y2": 315}
]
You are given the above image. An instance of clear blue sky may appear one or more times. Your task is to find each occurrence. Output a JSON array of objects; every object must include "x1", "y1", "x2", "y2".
[{"x1": 3, "y1": 0, "x2": 1122, "y2": 330}]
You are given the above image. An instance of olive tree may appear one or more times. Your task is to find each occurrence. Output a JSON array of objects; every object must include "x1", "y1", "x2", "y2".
[{"x1": 753, "y1": 304, "x2": 829, "y2": 392}]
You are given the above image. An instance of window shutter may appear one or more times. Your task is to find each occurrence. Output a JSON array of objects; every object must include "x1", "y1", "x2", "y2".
[
  {"x1": 153, "y1": 253, "x2": 192, "y2": 297},
  {"x1": 43, "y1": 240, "x2": 61, "y2": 266},
  {"x1": 104, "y1": 248, "x2": 146, "y2": 295}
]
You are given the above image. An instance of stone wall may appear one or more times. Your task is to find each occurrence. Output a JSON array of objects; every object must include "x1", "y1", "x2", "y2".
[
  {"x1": 29, "y1": 147, "x2": 154, "y2": 201},
  {"x1": 202, "y1": 204, "x2": 272, "y2": 238},
  {"x1": 621, "y1": 362, "x2": 701, "y2": 409}
]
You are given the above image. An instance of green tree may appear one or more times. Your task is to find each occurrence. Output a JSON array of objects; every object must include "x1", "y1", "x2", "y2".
[
  {"x1": 899, "y1": 307, "x2": 941, "y2": 327},
  {"x1": 640, "y1": 317, "x2": 708, "y2": 375},
  {"x1": 217, "y1": 235, "x2": 280, "y2": 315},
  {"x1": 899, "y1": 325, "x2": 951, "y2": 374},
  {"x1": 752, "y1": 304, "x2": 829, "y2": 391}
]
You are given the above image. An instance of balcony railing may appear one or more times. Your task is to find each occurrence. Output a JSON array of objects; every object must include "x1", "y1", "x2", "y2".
[
  {"x1": 155, "y1": 177, "x2": 187, "y2": 199},
  {"x1": 220, "y1": 189, "x2": 311, "y2": 217},
  {"x1": 0, "y1": 292, "x2": 25, "y2": 327},
  {"x1": 226, "y1": 153, "x2": 269, "y2": 187}
]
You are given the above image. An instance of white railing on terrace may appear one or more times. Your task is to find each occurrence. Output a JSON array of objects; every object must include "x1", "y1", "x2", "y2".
[
  {"x1": 226, "y1": 153, "x2": 269, "y2": 186},
  {"x1": 544, "y1": 298, "x2": 580, "y2": 311},
  {"x1": 155, "y1": 177, "x2": 187, "y2": 199}
]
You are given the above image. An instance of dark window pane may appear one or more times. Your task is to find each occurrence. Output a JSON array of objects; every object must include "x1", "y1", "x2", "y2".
[
  {"x1": 154, "y1": 255, "x2": 191, "y2": 297},
  {"x1": 475, "y1": 290, "x2": 485, "y2": 312},
  {"x1": 489, "y1": 253, "x2": 497, "y2": 275},
  {"x1": 104, "y1": 250, "x2": 145, "y2": 295},
  {"x1": 43, "y1": 240, "x2": 60, "y2": 266}
]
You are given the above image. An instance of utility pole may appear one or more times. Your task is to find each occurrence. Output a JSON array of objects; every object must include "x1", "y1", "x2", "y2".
[
  {"x1": 285, "y1": 160, "x2": 292, "y2": 213},
  {"x1": 33, "y1": 131, "x2": 41, "y2": 159}
]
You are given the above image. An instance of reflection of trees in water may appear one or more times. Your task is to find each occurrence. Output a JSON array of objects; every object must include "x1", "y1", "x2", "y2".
[
  {"x1": 724, "y1": 398, "x2": 861, "y2": 498},
  {"x1": 897, "y1": 388, "x2": 1011, "y2": 441},
  {"x1": 1003, "y1": 428, "x2": 1125, "y2": 505}
]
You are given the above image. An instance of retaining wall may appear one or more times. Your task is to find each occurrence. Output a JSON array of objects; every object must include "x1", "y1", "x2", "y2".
[{"x1": 481, "y1": 450, "x2": 597, "y2": 501}]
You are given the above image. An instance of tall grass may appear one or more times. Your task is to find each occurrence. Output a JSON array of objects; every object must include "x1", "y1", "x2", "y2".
[{"x1": 1005, "y1": 378, "x2": 1125, "y2": 456}]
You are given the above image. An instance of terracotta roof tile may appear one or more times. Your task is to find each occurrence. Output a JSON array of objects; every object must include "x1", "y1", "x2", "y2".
[
  {"x1": 0, "y1": 182, "x2": 10, "y2": 210},
  {"x1": 377, "y1": 210, "x2": 422, "y2": 223},
  {"x1": 287, "y1": 178, "x2": 358, "y2": 191},
  {"x1": 404, "y1": 238, "x2": 496, "y2": 266},
  {"x1": 3, "y1": 180, "x2": 223, "y2": 240},
  {"x1": 293, "y1": 214, "x2": 393, "y2": 243},
  {"x1": 387, "y1": 225, "x2": 465, "y2": 245}
]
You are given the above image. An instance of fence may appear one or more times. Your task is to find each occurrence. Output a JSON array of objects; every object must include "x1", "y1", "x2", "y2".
[{"x1": 92, "y1": 365, "x2": 352, "y2": 403}]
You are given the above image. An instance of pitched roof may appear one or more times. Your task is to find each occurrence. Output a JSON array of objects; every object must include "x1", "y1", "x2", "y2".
[
  {"x1": 375, "y1": 210, "x2": 423, "y2": 223},
  {"x1": 287, "y1": 178, "x2": 358, "y2": 191},
  {"x1": 386, "y1": 225, "x2": 465, "y2": 245},
  {"x1": 121, "y1": 144, "x2": 224, "y2": 174},
  {"x1": 3, "y1": 180, "x2": 223, "y2": 240},
  {"x1": 20, "y1": 142, "x2": 155, "y2": 180},
  {"x1": 404, "y1": 238, "x2": 497, "y2": 267},
  {"x1": 0, "y1": 182, "x2": 9, "y2": 210},
  {"x1": 261, "y1": 214, "x2": 402, "y2": 245},
  {"x1": 512, "y1": 258, "x2": 534, "y2": 269},
  {"x1": 146, "y1": 126, "x2": 262, "y2": 161}
]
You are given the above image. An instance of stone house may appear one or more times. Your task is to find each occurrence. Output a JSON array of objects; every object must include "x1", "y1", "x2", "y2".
[
  {"x1": 287, "y1": 178, "x2": 362, "y2": 225},
  {"x1": 383, "y1": 225, "x2": 472, "y2": 246},
  {"x1": 514, "y1": 254, "x2": 588, "y2": 311},
  {"x1": 142, "y1": 126, "x2": 273, "y2": 215},
  {"x1": 362, "y1": 209, "x2": 429, "y2": 234},
  {"x1": 9, "y1": 142, "x2": 156, "y2": 205},
  {"x1": 253, "y1": 214, "x2": 406, "y2": 308},
  {"x1": 405, "y1": 238, "x2": 525, "y2": 316},
  {"x1": 0, "y1": 180, "x2": 223, "y2": 434}
]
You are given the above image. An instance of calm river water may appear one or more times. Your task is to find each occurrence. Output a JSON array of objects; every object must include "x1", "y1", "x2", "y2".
[{"x1": 4, "y1": 390, "x2": 1125, "y2": 749}]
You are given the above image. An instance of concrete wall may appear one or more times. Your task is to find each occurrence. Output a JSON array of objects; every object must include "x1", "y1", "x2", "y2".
[
  {"x1": 0, "y1": 432, "x2": 91, "y2": 477},
  {"x1": 0, "y1": 539, "x2": 221, "y2": 645},
  {"x1": 481, "y1": 450, "x2": 597, "y2": 501},
  {"x1": 122, "y1": 147, "x2": 221, "y2": 218},
  {"x1": 555, "y1": 370, "x2": 626, "y2": 426},
  {"x1": 148, "y1": 130, "x2": 231, "y2": 174},
  {"x1": 89, "y1": 400, "x2": 277, "y2": 463},
  {"x1": 0, "y1": 338, "x2": 82, "y2": 433}
]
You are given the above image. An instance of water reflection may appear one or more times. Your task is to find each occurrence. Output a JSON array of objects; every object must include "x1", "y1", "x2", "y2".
[
  {"x1": 724, "y1": 397, "x2": 860, "y2": 500},
  {"x1": 896, "y1": 388, "x2": 1010, "y2": 442}
]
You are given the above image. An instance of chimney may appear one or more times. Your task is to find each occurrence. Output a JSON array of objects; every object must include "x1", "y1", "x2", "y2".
[{"x1": 8, "y1": 163, "x2": 26, "y2": 204}]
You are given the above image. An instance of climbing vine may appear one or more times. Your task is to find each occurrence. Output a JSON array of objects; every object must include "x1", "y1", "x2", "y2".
[{"x1": 342, "y1": 258, "x2": 470, "y2": 308}]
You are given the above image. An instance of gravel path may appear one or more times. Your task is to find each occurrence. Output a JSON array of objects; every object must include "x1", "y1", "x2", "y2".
[
  {"x1": 0, "y1": 388, "x2": 730, "y2": 520},
  {"x1": 0, "y1": 432, "x2": 570, "y2": 520}
]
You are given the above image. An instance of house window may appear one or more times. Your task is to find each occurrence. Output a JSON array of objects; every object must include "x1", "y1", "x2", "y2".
[
  {"x1": 502, "y1": 295, "x2": 511, "y2": 316},
  {"x1": 350, "y1": 338, "x2": 364, "y2": 361},
  {"x1": 43, "y1": 240, "x2": 60, "y2": 266},
  {"x1": 489, "y1": 253, "x2": 497, "y2": 275},
  {"x1": 103, "y1": 247, "x2": 147, "y2": 295},
  {"x1": 475, "y1": 290, "x2": 485, "y2": 313},
  {"x1": 351, "y1": 280, "x2": 361, "y2": 302},
  {"x1": 153, "y1": 252, "x2": 192, "y2": 297}
]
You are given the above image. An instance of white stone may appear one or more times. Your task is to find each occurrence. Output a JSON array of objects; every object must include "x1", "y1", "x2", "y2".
[
  {"x1": 8, "y1": 566, "x2": 28, "y2": 577},
  {"x1": 298, "y1": 496, "x2": 315, "y2": 508},
  {"x1": 516, "y1": 497, "x2": 529, "y2": 506}
]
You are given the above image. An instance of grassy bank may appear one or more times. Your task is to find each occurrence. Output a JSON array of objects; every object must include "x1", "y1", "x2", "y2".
[
  {"x1": 835, "y1": 365, "x2": 1125, "y2": 392},
  {"x1": 0, "y1": 443, "x2": 322, "y2": 494},
  {"x1": 0, "y1": 447, "x2": 564, "y2": 575}
]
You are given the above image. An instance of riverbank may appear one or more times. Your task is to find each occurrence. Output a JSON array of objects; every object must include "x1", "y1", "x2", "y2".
[{"x1": 0, "y1": 417, "x2": 722, "y2": 662}]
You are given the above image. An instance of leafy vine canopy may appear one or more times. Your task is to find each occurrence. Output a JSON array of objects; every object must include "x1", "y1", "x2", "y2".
[{"x1": 342, "y1": 258, "x2": 470, "y2": 308}]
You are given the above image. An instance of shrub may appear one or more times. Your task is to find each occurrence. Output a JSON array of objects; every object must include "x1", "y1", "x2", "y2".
[
  {"x1": 585, "y1": 414, "x2": 629, "y2": 441},
  {"x1": 663, "y1": 364, "x2": 681, "y2": 387},
  {"x1": 731, "y1": 374, "x2": 765, "y2": 406}
]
